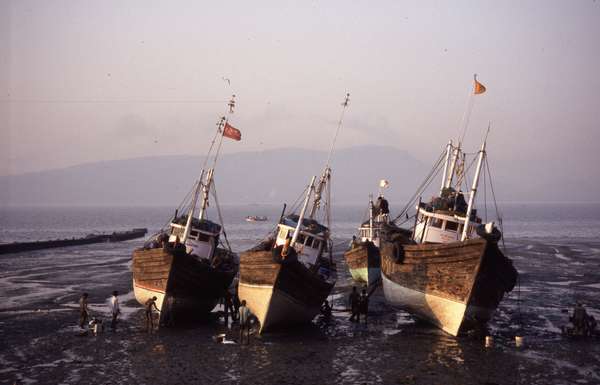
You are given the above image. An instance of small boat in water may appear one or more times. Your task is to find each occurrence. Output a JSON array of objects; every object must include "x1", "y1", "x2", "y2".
[
  {"x1": 245, "y1": 215, "x2": 268, "y2": 222},
  {"x1": 380, "y1": 78, "x2": 518, "y2": 336},
  {"x1": 238, "y1": 94, "x2": 350, "y2": 333},
  {"x1": 131, "y1": 96, "x2": 240, "y2": 322}
]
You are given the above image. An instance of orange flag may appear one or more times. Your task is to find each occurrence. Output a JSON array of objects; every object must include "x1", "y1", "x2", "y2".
[
  {"x1": 223, "y1": 122, "x2": 241, "y2": 141},
  {"x1": 474, "y1": 76, "x2": 486, "y2": 94}
]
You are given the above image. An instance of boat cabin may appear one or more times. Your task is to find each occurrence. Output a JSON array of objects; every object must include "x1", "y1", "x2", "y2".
[
  {"x1": 412, "y1": 207, "x2": 478, "y2": 244},
  {"x1": 358, "y1": 221, "x2": 383, "y2": 247},
  {"x1": 274, "y1": 214, "x2": 328, "y2": 266},
  {"x1": 168, "y1": 216, "x2": 221, "y2": 259}
]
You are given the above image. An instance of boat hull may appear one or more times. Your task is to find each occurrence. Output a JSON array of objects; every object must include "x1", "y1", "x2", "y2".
[
  {"x1": 344, "y1": 242, "x2": 381, "y2": 286},
  {"x1": 380, "y1": 237, "x2": 516, "y2": 336},
  {"x1": 238, "y1": 247, "x2": 334, "y2": 333},
  {"x1": 131, "y1": 246, "x2": 236, "y2": 319}
]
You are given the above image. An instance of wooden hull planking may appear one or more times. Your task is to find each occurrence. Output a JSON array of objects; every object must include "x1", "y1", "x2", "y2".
[
  {"x1": 380, "y1": 238, "x2": 516, "y2": 336},
  {"x1": 344, "y1": 242, "x2": 381, "y2": 286},
  {"x1": 238, "y1": 249, "x2": 334, "y2": 333},
  {"x1": 131, "y1": 247, "x2": 235, "y2": 318}
]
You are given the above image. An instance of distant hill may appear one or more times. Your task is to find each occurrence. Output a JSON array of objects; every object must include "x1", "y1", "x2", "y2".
[{"x1": 0, "y1": 146, "x2": 428, "y2": 207}]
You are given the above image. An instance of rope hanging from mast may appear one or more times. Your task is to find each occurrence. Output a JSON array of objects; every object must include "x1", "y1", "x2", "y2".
[
  {"x1": 310, "y1": 93, "x2": 350, "y2": 221},
  {"x1": 210, "y1": 181, "x2": 232, "y2": 252},
  {"x1": 324, "y1": 93, "x2": 350, "y2": 168},
  {"x1": 458, "y1": 74, "x2": 485, "y2": 146},
  {"x1": 391, "y1": 149, "x2": 447, "y2": 224}
]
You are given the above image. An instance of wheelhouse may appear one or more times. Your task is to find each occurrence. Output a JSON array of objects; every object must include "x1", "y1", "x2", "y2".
[
  {"x1": 169, "y1": 216, "x2": 221, "y2": 259},
  {"x1": 412, "y1": 207, "x2": 479, "y2": 244},
  {"x1": 275, "y1": 214, "x2": 328, "y2": 266}
]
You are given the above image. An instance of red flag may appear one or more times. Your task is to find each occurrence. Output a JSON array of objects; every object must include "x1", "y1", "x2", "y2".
[
  {"x1": 473, "y1": 76, "x2": 486, "y2": 94},
  {"x1": 223, "y1": 122, "x2": 241, "y2": 141}
]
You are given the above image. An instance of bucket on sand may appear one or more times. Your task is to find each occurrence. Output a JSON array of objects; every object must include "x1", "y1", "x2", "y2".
[
  {"x1": 89, "y1": 318, "x2": 103, "y2": 336},
  {"x1": 485, "y1": 335, "x2": 494, "y2": 348},
  {"x1": 515, "y1": 335, "x2": 524, "y2": 348}
]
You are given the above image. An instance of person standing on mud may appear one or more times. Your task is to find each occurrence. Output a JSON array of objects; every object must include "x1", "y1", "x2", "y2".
[
  {"x1": 162, "y1": 292, "x2": 175, "y2": 327},
  {"x1": 145, "y1": 296, "x2": 160, "y2": 333},
  {"x1": 223, "y1": 290, "x2": 235, "y2": 325},
  {"x1": 232, "y1": 290, "x2": 241, "y2": 322},
  {"x1": 321, "y1": 300, "x2": 332, "y2": 320},
  {"x1": 109, "y1": 291, "x2": 121, "y2": 332},
  {"x1": 79, "y1": 293, "x2": 89, "y2": 329},
  {"x1": 238, "y1": 300, "x2": 251, "y2": 344},
  {"x1": 359, "y1": 288, "x2": 369, "y2": 324},
  {"x1": 349, "y1": 286, "x2": 360, "y2": 322}
]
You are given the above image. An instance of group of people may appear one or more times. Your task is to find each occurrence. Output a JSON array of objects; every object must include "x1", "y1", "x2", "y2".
[
  {"x1": 348, "y1": 286, "x2": 370, "y2": 323},
  {"x1": 221, "y1": 290, "x2": 253, "y2": 345},
  {"x1": 78, "y1": 291, "x2": 121, "y2": 334}
]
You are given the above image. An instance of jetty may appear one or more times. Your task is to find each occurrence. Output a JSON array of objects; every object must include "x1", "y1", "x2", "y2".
[{"x1": 0, "y1": 228, "x2": 148, "y2": 255}]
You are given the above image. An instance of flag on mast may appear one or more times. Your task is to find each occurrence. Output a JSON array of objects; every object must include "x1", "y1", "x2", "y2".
[
  {"x1": 223, "y1": 122, "x2": 241, "y2": 141},
  {"x1": 473, "y1": 75, "x2": 486, "y2": 95}
]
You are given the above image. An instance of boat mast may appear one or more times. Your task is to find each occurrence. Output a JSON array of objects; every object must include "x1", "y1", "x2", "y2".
[
  {"x1": 445, "y1": 144, "x2": 460, "y2": 190},
  {"x1": 309, "y1": 93, "x2": 350, "y2": 220},
  {"x1": 369, "y1": 194, "x2": 374, "y2": 239},
  {"x1": 446, "y1": 75, "x2": 485, "y2": 192},
  {"x1": 440, "y1": 140, "x2": 453, "y2": 193},
  {"x1": 460, "y1": 139, "x2": 486, "y2": 241},
  {"x1": 181, "y1": 170, "x2": 205, "y2": 243},
  {"x1": 309, "y1": 167, "x2": 330, "y2": 219},
  {"x1": 198, "y1": 168, "x2": 215, "y2": 220},
  {"x1": 291, "y1": 176, "x2": 316, "y2": 247},
  {"x1": 181, "y1": 95, "x2": 235, "y2": 239}
]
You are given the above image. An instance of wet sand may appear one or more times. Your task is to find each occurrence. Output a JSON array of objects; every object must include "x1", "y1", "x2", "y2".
[{"x1": 1, "y1": 238, "x2": 600, "y2": 384}]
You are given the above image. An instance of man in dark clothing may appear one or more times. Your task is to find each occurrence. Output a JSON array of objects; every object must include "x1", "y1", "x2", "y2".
[
  {"x1": 359, "y1": 288, "x2": 369, "y2": 324},
  {"x1": 232, "y1": 291, "x2": 240, "y2": 322},
  {"x1": 223, "y1": 290, "x2": 235, "y2": 325},
  {"x1": 145, "y1": 296, "x2": 160, "y2": 333},
  {"x1": 109, "y1": 291, "x2": 120, "y2": 331},
  {"x1": 378, "y1": 196, "x2": 390, "y2": 215},
  {"x1": 349, "y1": 287, "x2": 360, "y2": 322},
  {"x1": 79, "y1": 293, "x2": 89, "y2": 329},
  {"x1": 321, "y1": 300, "x2": 332, "y2": 320},
  {"x1": 238, "y1": 300, "x2": 251, "y2": 345},
  {"x1": 572, "y1": 302, "x2": 593, "y2": 336}
]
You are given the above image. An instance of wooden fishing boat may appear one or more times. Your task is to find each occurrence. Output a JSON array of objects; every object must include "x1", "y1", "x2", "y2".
[
  {"x1": 343, "y1": 185, "x2": 392, "y2": 286},
  {"x1": 344, "y1": 240, "x2": 380, "y2": 286},
  {"x1": 239, "y1": 214, "x2": 335, "y2": 332},
  {"x1": 380, "y1": 77, "x2": 517, "y2": 336},
  {"x1": 238, "y1": 94, "x2": 350, "y2": 333},
  {"x1": 381, "y1": 139, "x2": 517, "y2": 335},
  {"x1": 132, "y1": 220, "x2": 236, "y2": 318},
  {"x1": 131, "y1": 96, "x2": 240, "y2": 321}
]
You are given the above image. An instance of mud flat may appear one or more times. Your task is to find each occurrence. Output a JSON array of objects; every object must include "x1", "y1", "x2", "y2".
[{"x1": 1, "y1": 238, "x2": 600, "y2": 384}]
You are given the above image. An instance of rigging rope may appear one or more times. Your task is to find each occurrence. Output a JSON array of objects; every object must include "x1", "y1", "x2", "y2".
[
  {"x1": 288, "y1": 183, "x2": 310, "y2": 214},
  {"x1": 209, "y1": 180, "x2": 232, "y2": 252},
  {"x1": 324, "y1": 93, "x2": 350, "y2": 168},
  {"x1": 392, "y1": 149, "x2": 447, "y2": 223}
]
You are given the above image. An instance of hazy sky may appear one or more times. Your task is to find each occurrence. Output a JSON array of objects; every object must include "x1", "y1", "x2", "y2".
[{"x1": 1, "y1": 0, "x2": 599, "y2": 188}]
